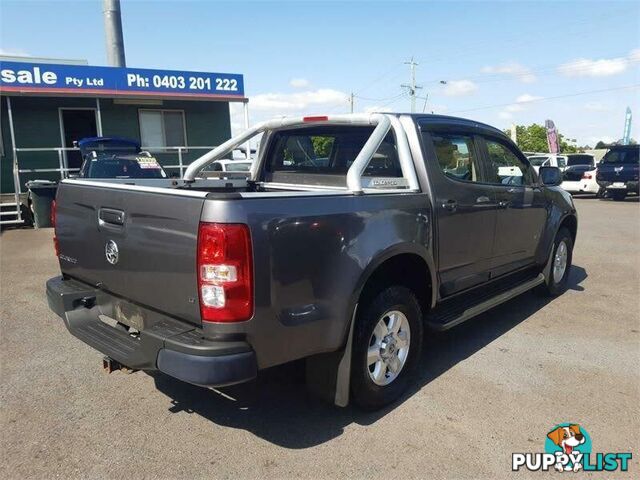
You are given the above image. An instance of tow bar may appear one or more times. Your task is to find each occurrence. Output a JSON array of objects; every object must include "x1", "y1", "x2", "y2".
[{"x1": 102, "y1": 356, "x2": 135, "y2": 374}]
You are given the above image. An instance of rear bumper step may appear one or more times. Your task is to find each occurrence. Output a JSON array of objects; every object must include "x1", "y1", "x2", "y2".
[{"x1": 46, "y1": 276, "x2": 257, "y2": 387}]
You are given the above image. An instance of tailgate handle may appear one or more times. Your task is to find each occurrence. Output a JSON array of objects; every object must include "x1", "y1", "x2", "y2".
[{"x1": 99, "y1": 208, "x2": 125, "y2": 226}]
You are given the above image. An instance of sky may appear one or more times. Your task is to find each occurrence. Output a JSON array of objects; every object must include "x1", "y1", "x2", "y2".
[{"x1": 1, "y1": 0, "x2": 639, "y2": 146}]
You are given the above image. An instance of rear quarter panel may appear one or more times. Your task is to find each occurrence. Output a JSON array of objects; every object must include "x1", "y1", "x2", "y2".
[{"x1": 201, "y1": 192, "x2": 432, "y2": 368}]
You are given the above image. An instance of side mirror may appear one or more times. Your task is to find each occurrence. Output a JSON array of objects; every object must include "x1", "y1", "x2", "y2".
[{"x1": 539, "y1": 166, "x2": 562, "y2": 186}]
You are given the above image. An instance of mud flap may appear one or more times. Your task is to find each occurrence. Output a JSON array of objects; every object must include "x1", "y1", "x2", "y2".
[
  {"x1": 542, "y1": 237, "x2": 555, "y2": 283},
  {"x1": 305, "y1": 306, "x2": 357, "y2": 407}
]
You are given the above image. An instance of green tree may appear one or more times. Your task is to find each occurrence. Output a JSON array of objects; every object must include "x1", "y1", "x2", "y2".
[
  {"x1": 311, "y1": 136, "x2": 334, "y2": 157},
  {"x1": 504, "y1": 123, "x2": 579, "y2": 153}
]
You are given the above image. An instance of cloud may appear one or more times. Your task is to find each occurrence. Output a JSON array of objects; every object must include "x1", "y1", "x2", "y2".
[
  {"x1": 289, "y1": 78, "x2": 310, "y2": 88},
  {"x1": 498, "y1": 93, "x2": 543, "y2": 118},
  {"x1": 557, "y1": 49, "x2": 639, "y2": 77},
  {"x1": 428, "y1": 104, "x2": 448, "y2": 114},
  {"x1": 481, "y1": 62, "x2": 536, "y2": 83},
  {"x1": 229, "y1": 88, "x2": 349, "y2": 136},
  {"x1": 584, "y1": 101, "x2": 610, "y2": 112},
  {"x1": 363, "y1": 105, "x2": 397, "y2": 114},
  {"x1": 588, "y1": 135, "x2": 615, "y2": 146},
  {"x1": 250, "y1": 88, "x2": 347, "y2": 111},
  {"x1": 0, "y1": 47, "x2": 31, "y2": 57},
  {"x1": 442, "y1": 80, "x2": 478, "y2": 97}
]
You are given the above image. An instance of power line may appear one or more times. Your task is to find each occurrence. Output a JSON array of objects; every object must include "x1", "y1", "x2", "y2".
[
  {"x1": 448, "y1": 84, "x2": 640, "y2": 115},
  {"x1": 411, "y1": 7, "x2": 631, "y2": 68},
  {"x1": 419, "y1": 54, "x2": 640, "y2": 87}
]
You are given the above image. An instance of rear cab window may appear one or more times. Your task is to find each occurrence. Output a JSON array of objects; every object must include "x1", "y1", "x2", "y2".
[
  {"x1": 566, "y1": 154, "x2": 594, "y2": 167},
  {"x1": 601, "y1": 147, "x2": 640, "y2": 164},
  {"x1": 262, "y1": 126, "x2": 402, "y2": 186}
]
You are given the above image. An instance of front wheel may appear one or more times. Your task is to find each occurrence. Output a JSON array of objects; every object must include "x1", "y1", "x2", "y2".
[
  {"x1": 351, "y1": 286, "x2": 423, "y2": 410},
  {"x1": 539, "y1": 227, "x2": 573, "y2": 296}
]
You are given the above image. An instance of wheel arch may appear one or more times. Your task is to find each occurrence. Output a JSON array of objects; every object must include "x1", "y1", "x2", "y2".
[
  {"x1": 559, "y1": 214, "x2": 578, "y2": 245},
  {"x1": 343, "y1": 244, "x2": 436, "y2": 346}
]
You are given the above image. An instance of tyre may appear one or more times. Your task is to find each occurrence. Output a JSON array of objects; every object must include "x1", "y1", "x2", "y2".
[
  {"x1": 351, "y1": 286, "x2": 423, "y2": 410},
  {"x1": 539, "y1": 227, "x2": 573, "y2": 296},
  {"x1": 610, "y1": 190, "x2": 627, "y2": 201}
]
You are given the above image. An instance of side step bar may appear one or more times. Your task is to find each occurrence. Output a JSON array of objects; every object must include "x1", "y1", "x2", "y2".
[{"x1": 425, "y1": 273, "x2": 545, "y2": 331}]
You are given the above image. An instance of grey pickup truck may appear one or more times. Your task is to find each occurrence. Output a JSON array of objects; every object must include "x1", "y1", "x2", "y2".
[{"x1": 47, "y1": 113, "x2": 577, "y2": 410}]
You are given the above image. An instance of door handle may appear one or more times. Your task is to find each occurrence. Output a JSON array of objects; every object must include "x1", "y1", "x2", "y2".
[
  {"x1": 442, "y1": 200, "x2": 458, "y2": 212},
  {"x1": 476, "y1": 195, "x2": 491, "y2": 204},
  {"x1": 498, "y1": 200, "x2": 510, "y2": 208}
]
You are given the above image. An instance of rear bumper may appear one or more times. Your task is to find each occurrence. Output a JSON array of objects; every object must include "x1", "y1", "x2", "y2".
[
  {"x1": 597, "y1": 180, "x2": 639, "y2": 192},
  {"x1": 46, "y1": 276, "x2": 257, "y2": 387},
  {"x1": 560, "y1": 180, "x2": 599, "y2": 194}
]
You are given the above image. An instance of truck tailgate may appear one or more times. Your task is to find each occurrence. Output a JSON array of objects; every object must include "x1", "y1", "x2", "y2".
[{"x1": 55, "y1": 181, "x2": 207, "y2": 325}]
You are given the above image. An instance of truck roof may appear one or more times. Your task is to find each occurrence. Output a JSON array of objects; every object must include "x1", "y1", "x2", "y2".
[{"x1": 380, "y1": 112, "x2": 506, "y2": 136}]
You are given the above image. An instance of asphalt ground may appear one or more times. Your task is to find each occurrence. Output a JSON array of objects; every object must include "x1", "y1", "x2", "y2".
[{"x1": 1, "y1": 196, "x2": 639, "y2": 479}]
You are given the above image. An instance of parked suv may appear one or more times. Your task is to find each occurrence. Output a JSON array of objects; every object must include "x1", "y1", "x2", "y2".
[
  {"x1": 596, "y1": 145, "x2": 640, "y2": 201},
  {"x1": 47, "y1": 114, "x2": 577, "y2": 410}
]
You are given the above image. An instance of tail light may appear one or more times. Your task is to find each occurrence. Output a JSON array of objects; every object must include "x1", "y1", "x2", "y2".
[
  {"x1": 51, "y1": 200, "x2": 59, "y2": 256},
  {"x1": 582, "y1": 173, "x2": 593, "y2": 180},
  {"x1": 197, "y1": 223, "x2": 253, "y2": 322}
]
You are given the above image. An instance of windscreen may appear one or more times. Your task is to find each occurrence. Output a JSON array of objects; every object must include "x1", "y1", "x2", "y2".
[
  {"x1": 601, "y1": 147, "x2": 639, "y2": 164},
  {"x1": 528, "y1": 156, "x2": 549, "y2": 166},
  {"x1": 84, "y1": 157, "x2": 167, "y2": 179},
  {"x1": 264, "y1": 126, "x2": 402, "y2": 178}
]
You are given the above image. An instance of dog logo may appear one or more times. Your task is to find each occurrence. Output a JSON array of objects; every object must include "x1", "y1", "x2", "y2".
[
  {"x1": 105, "y1": 240, "x2": 119, "y2": 265},
  {"x1": 512, "y1": 423, "x2": 632, "y2": 473},
  {"x1": 546, "y1": 424, "x2": 587, "y2": 471}
]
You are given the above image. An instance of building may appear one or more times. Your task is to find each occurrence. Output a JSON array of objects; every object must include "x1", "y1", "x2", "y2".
[{"x1": 0, "y1": 56, "x2": 247, "y2": 223}]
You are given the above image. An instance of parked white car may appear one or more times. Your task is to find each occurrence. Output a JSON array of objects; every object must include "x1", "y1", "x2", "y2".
[
  {"x1": 528, "y1": 154, "x2": 568, "y2": 173},
  {"x1": 560, "y1": 154, "x2": 600, "y2": 195},
  {"x1": 208, "y1": 159, "x2": 254, "y2": 172}
]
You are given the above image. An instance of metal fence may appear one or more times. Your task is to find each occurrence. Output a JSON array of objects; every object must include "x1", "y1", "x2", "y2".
[{"x1": 11, "y1": 145, "x2": 219, "y2": 193}]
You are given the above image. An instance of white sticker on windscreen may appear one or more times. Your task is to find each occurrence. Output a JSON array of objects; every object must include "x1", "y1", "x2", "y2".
[{"x1": 136, "y1": 156, "x2": 162, "y2": 169}]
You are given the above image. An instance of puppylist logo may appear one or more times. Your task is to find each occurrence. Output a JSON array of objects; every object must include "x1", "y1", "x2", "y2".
[{"x1": 512, "y1": 423, "x2": 632, "y2": 473}]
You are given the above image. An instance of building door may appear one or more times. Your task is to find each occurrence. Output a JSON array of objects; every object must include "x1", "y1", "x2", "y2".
[{"x1": 60, "y1": 109, "x2": 97, "y2": 171}]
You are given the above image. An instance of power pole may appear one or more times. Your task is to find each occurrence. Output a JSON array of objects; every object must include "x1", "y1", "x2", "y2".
[
  {"x1": 103, "y1": 0, "x2": 126, "y2": 67},
  {"x1": 349, "y1": 92, "x2": 355, "y2": 113},
  {"x1": 401, "y1": 57, "x2": 422, "y2": 113}
]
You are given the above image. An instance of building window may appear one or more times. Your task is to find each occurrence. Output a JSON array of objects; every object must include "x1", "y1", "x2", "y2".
[{"x1": 139, "y1": 109, "x2": 187, "y2": 150}]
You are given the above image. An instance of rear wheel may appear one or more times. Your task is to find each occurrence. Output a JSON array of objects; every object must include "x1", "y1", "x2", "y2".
[
  {"x1": 351, "y1": 286, "x2": 423, "y2": 410},
  {"x1": 610, "y1": 190, "x2": 627, "y2": 201},
  {"x1": 539, "y1": 227, "x2": 573, "y2": 296}
]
